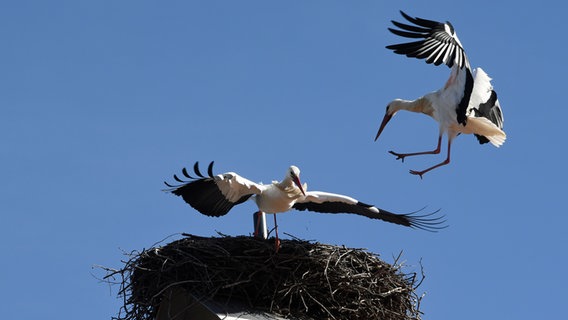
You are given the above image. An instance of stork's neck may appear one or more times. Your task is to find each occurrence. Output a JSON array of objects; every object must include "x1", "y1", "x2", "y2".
[
  {"x1": 390, "y1": 97, "x2": 433, "y2": 116},
  {"x1": 274, "y1": 178, "x2": 304, "y2": 199}
]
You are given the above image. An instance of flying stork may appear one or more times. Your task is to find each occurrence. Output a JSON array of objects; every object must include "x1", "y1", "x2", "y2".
[
  {"x1": 164, "y1": 161, "x2": 446, "y2": 250},
  {"x1": 375, "y1": 11, "x2": 506, "y2": 178}
]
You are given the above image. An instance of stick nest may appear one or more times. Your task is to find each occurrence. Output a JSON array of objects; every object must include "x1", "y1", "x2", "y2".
[{"x1": 104, "y1": 234, "x2": 425, "y2": 320}]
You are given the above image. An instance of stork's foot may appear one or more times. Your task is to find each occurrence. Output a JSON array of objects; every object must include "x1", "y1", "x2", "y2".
[
  {"x1": 274, "y1": 238, "x2": 281, "y2": 253},
  {"x1": 388, "y1": 150, "x2": 407, "y2": 162},
  {"x1": 409, "y1": 158, "x2": 450, "y2": 179},
  {"x1": 409, "y1": 169, "x2": 425, "y2": 179}
]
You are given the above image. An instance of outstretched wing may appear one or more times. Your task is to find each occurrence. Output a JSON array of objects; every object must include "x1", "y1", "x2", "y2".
[
  {"x1": 386, "y1": 10, "x2": 469, "y2": 70},
  {"x1": 293, "y1": 191, "x2": 447, "y2": 232},
  {"x1": 163, "y1": 161, "x2": 262, "y2": 217}
]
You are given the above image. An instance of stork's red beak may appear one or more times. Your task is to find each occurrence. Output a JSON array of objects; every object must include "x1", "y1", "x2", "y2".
[
  {"x1": 293, "y1": 176, "x2": 306, "y2": 196},
  {"x1": 374, "y1": 113, "x2": 393, "y2": 141}
]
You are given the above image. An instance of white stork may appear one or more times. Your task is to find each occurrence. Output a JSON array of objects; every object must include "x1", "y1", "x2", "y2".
[
  {"x1": 164, "y1": 161, "x2": 446, "y2": 250},
  {"x1": 375, "y1": 11, "x2": 506, "y2": 178}
]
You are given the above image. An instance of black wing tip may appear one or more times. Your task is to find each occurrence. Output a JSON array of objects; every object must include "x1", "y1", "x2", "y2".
[
  {"x1": 163, "y1": 181, "x2": 176, "y2": 188},
  {"x1": 181, "y1": 167, "x2": 193, "y2": 179},
  {"x1": 387, "y1": 10, "x2": 464, "y2": 68},
  {"x1": 404, "y1": 208, "x2": 448, "y2": 232},
  {"x1": 207, "y1": 161, "x2": 215, "y2": 178},
  {"x1": 163, "y1": 161, "x2": 217, "y2": 190},
  {"x1": 193, "y1": 161, "x2": 204, "y2": 177},
  {"x1": 399, "y1": 10, "x2": 412, "y2": 21},
  {"x1": 398, "y1": 10, "x2": 445, "y2": 28}
]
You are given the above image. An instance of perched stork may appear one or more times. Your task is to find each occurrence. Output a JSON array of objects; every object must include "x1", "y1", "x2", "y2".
[
  {"x1": 375, "y1": 11, "x2": 506, "y2": 178},
  {"x1": 164, "y1": 161, "x2": 446, "y2": 250}
]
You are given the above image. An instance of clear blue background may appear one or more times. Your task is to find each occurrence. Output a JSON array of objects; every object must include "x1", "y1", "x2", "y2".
[{"x1": 2, "y1": 1, "x2": 564, "y2": 319}]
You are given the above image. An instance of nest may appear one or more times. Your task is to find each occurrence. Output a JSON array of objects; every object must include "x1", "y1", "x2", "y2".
[{"x1": 103, "y1": 234, "x2": 425, "y2": 320}]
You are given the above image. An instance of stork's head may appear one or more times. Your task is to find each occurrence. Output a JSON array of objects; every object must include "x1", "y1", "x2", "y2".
[
  {"x1": 375, "y1": 100, "x2": 401, "y2": 141},
  {"x1": 287, "y1": 165, "x2": 306, "y2": 196},
  {"x1": 375, "y1": 99, "x2": 422, "y2": 141}
]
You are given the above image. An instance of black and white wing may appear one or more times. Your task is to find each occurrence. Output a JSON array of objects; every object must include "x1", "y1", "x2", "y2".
[
  {"x1": 386, "y1": 10, "x2": 469, "y2": 70},
  {"x1": 164, "y1": 161, "x2": 263, "y2": 217},
  {"x1": 293, "y1": 191, "x2": 446, "y2": 232},
  {"x1": 467, "y1": 67, "x2": 505, "y2": 146}
]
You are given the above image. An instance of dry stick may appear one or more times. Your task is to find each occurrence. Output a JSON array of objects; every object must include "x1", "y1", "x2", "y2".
[{"x1": 303, "y1": 289, "x2": 337, "y2": 320}]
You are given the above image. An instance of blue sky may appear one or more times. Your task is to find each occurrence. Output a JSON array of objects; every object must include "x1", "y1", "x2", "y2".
[{"x1": 1, "y1": 1, "x2": 565, "y2": 319}]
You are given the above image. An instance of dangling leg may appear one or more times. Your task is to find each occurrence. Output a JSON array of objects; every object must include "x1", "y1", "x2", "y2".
[
  {"x1": 410, "y1": 137, "x2": 453, "y2": 178},
  {"x1": 389, "y1": 136, "x2": 442, "y2": 162},
  {"x1": 273, "y1": 214, "x2": 281, "y2": 252}
]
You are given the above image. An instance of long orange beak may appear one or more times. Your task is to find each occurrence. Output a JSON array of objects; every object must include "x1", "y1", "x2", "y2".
[
  {"x1": 293, "y1": 176, "x2": 306, "y2": 196},
  {"x1": 374, "y1": 113, "x2": 393, "y2": 141}
]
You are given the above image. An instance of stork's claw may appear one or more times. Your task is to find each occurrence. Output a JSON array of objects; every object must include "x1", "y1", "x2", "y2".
[
  {"x1": 409, "y1": 170, "x2": 425, "y2": 179},
  {"x1": 388, "y1": 150, "x2": 406, "y2": 162}
]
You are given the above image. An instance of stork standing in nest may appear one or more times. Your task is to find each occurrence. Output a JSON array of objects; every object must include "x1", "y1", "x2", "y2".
[
  {"x1": 375, "y1": 11, "x2": 506, "y2": 178},
  {"x1": 164, "y1": 161, "x2": 446, "y2": 251}
]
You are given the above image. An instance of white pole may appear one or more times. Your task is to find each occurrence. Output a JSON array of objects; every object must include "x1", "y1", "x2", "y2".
[{"x1": 253, "y1": 211, "x2": 267, "y2": 239}]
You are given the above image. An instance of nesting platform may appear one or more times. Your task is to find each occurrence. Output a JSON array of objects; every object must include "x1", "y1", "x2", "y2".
[{"x1": 105, "y1": 234, "x2": 425, "y2": 320}]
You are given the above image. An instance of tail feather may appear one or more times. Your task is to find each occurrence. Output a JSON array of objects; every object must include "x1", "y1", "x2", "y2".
[{"x1": 468, "y1": 117, "x2": 506, "y2": 147}]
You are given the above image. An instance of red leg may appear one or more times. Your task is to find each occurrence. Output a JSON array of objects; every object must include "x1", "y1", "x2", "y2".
[
  {"x1": 410, "y1": 138, "x2": 452, "y2": 178},
  {"x1": 389, "y1": 136, "x2": 442, "y2": 162},
  {"x1": 273, "y1": 214, "x2": 281, "y2": 252}
]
